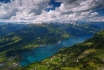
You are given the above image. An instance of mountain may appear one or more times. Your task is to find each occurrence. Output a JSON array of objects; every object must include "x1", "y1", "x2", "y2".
[
  {"x1": 0, "y1": 22, "x2": 103, "y2": 37},
  {"x1": 0, "y1": 23, "x2": 70, "y2": 69},
  {"x1": 17, "y1": 30, "x2": 104, "y2": 70},
  {"x1": 0, "y1": 23, "x2": 27, "y2": 36},
  {"x1": 58, "y1": 23, "x2": 101, "y2": 36},
  {"x1": 0, "y1": 22, "x2": 104, "y2": 70}
]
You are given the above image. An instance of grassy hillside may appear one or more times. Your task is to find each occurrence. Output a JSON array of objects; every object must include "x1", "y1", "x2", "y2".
[
  {"x1": 17, "y1": 30, "x2": 104, "y2": 70},
  {"x1": 0, "y1": 23, "x2": 104, "y2": 70},
  {"x1": 0, "y1": 24, "x2": 69, "y2": 69}
]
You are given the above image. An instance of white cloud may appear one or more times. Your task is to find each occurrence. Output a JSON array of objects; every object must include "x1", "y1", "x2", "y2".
[
  {"x1": 56, "y1": 0, "x2": 104, "y2": 12},
  {"x1": 0, "y1": 0, "x2": 50, "y2": 21},
  {"x1": 81, "y1": 10, "x2": 92, "y2": 16},
  {"x1": 0, "y1": 0, "x2": 104, "y2": 22},
  {"x1": 90, "y1": 12, "x2": 98, "y2": 17},
  {"x1": 53, "y1": 0, "x2": 104, "y2": 22},
  {"x1": 87, "y1": 16, "x2": 104, "y2": 22}
]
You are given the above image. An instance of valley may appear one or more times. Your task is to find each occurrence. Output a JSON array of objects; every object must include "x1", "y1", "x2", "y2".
[{"x1": 0, "y1": 22, "x2": 104, "y2": 70}]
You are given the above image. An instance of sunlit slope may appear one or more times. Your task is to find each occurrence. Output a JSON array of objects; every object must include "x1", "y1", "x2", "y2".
[
  {"x1": 0, "y1": 23, "x2": 104, "y2": 70},
  {"x1": 18, "y1": 30, "x2": 104, "y2": 70},
  {"x1": 0, "y1": 23, "x2": 69, "y2": 68}
]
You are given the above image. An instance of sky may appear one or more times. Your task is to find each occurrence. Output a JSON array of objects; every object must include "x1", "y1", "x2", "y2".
[{"x1": 0, "y1": 0, "x2": 104, "y2": 23}]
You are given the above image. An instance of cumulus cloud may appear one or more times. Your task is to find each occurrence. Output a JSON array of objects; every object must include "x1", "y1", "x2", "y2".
[
  {"x1": 55, "y1": 0, "x2": 104, "y2": 13},
  {"x1": 87, "y1": 16, "x2": 104, "y2": 22},
  {"x1": 0, "y1": 0, "x2": 104, "y2": 22},
  {"x1": 0, "y1": 0, "x2": 50, "y2": 21},
  {"x1": 53, "y1": 0, "x2": 104, "y2": 22}
]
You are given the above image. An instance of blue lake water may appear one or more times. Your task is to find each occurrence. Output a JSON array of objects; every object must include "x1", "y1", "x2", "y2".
[{"x1": 20, "y1": 35, "x2": 93, "y2": 66}]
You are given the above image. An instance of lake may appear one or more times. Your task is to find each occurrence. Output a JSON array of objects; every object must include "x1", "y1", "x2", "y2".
[{"x1": 20, "y1": 35, "x2": 93, "y2": 66}]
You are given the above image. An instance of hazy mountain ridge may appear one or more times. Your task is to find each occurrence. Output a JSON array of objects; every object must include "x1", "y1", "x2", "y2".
[
  {"x1": 0, "y1": 24, "x2": 27, "y2": 36},
  {"x1": 0, "y1": 21, "x2": 104, "y2": 37}
]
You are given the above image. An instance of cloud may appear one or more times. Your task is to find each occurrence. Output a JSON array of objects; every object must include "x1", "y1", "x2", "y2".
[
  {"x1": 87, "y1": 16, "x2": 104, "y2": 22},
  {"x1": 0, "y1": 0, "x2": 104, "y2": 22},
  {"x1": 56, "y1": 0, "x2": 104, "y2": 12},
  {"x1": 0, "y1": 0, "x2": 50, "y2": 21},
  {"x1": 90, "y1": 12, "x2": 98, "y2": 17},
  {"x1": 53, "y1": 0, "x2": 104, "y2": 22}
]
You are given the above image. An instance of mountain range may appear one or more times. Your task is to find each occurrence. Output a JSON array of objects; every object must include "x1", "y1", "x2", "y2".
[{"x1": 0, "y1": 22, "x2": 104, "y2": 70}]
